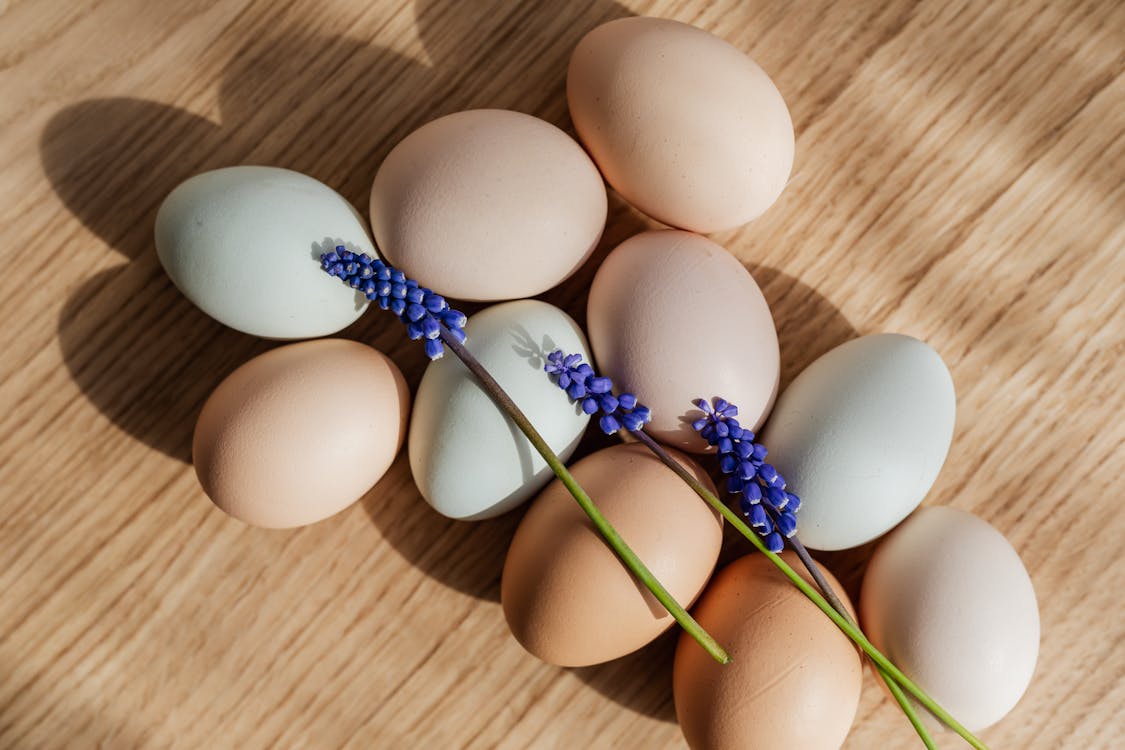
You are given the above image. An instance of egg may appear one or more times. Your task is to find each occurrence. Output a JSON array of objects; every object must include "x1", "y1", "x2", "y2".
[
  {"x1": 860, "y1": 506, "x2": 1039, "y2": 731},
  {"x1": 193, "y1": 339, "x2": 409, "y2": 528},
  {"x1": 759, "y1": 333, "x2": 956, "y2": 551},
  {"x1": 587, "y1": 230, "x2": 779, "y2": 451},
  {"x1": 156, "y1": 166, "x2": 372, "y2": 338},
  {"x1": 502, "y1": 443, "x2": 721, "y2": 667},
  {"x1": 674, "y1": 552, "x2": 862, "y2": 750},
  {"x1": 369, "y1": 109, "x2": 607, "y2": 301},
  {"x1": 409, "y1": 300, "x2": 591, "y2": 520},
  {"x1": 568, "y1": 17, "x2": 794, "y2": 233}
]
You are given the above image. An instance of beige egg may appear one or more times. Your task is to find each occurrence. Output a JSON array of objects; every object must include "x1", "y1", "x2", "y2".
[
  {"x1": 193, "y1": 339, "x2": 409, "y2": 528},
  {"x1": 568, "y1": 17, "x2": 794, "y2": 233},
  {"x1": 370, "y1": 109, "x2": 607, "y2": 301},
  {"x1": 587, "y1": 230, "x2": 779, "y2": 450},
  {"x1": 860, "y1": 506, "x2": 1040, "y2": 731},
  {"x1": 674, "y1": 552, "x2": 862, "y2": 750},
  {"x1": 501, "y1": 443, "x2": 721, "y2": 667}
]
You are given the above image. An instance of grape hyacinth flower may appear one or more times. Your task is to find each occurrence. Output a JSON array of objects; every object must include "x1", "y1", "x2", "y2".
[
  {"x1": 539, "y1": 358, "x2": 981, "y2": 749},
  {"x1": 691, "y1": 397, "x2": 800, "y2": 553},
  {"x1": 319, "y1": 250, "x2": 730, "y2": 665},
  {"x1": 544, "y1": 351, "x2": 652, "y2": 434},
  {"x1": 320, "y1": 246, "x2": 467, "y2": 360}
]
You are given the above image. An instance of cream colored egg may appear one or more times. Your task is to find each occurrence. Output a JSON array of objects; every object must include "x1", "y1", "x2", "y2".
[
  {"x1": 568, "y1": 17, "x2": 794, "y2": 232},
  {"x1": 409, "y1": 300, "x2": 592, "y2": 520},
  {"x1": 587, "y1": 230, "x2": 779, "y2": 451},
  {"x1": 674, "y1": 552, "x2": 862, "y2": 749},
  {"x1": 860, "y1": 506, "x2": 1040, "y2": 731},
  {"x1": 370, "y1": 109, "x2": 607, "y2": 301},
  {"x1": 502, "y1": 443, "x2": 721, "y2": 667},
  {"x1": 193, "y1": 339, "x2": 409, "y2": 528}
]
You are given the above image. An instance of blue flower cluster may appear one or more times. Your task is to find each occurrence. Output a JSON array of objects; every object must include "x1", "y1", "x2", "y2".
[
  {"x1": 321, "y1": 247, "x2": 467, "y2": 360},
  {"x1": 544, "y1": 351, "x2": 652, "y2": 434},
  {"x1": 692, "y1": 397, "x2": 801, "y2": 553}
]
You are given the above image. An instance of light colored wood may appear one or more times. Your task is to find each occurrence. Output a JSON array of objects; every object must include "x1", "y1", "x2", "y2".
[{"x1": 1, "y1": 0, "x2": 1122, "y2": 747}]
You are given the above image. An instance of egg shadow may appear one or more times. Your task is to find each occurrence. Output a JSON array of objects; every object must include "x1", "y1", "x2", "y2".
[
  {"x1": 38, "y1": 0, "x2": 681, "y2": 723},
  {"x1": 744, "y1": 263, "x2": 858, "y2": 392},
  {"x1": 41, "y1": 0, "x2": 636, "y2": 465},
  {"x1": 568, "y1": 627, "x2": 681, "y2": 725},
  {"x1": 40, "y1": 28, "x2": 445, "y2": 460},
  {"x1": 359, "y1": 454, "x2": 525, "y2": 602}
]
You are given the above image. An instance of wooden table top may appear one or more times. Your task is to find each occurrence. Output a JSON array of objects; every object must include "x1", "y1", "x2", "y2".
[{"x1": 2, "y1": 0, "x2": 1122, "y2": 747}]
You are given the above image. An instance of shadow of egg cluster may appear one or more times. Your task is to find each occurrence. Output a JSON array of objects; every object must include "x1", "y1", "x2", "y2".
[{"x1": 41, "y1": 0, "x2": 857, "y2": 724}]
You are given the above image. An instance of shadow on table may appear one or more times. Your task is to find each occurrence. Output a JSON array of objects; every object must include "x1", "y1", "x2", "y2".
[
  {"x1": 41, "y1": 0, "x2": 635, "y2": 463},
  {"x1": 37, "y1": 0, "x2": 868, "y2": 727}
]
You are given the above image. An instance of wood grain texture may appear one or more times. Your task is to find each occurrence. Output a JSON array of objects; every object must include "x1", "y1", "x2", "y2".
[{"x1": 1, "y1": 0, "x2": 1122, "y2": 747}]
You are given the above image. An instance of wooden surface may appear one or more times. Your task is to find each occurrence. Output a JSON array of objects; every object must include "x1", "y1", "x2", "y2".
[{"x1": 1, "y1": 0, "x2": 1122, "y2": 747}]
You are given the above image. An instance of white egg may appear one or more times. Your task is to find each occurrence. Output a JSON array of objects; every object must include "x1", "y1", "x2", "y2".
[
  {"x1": 860, "y1": 506, "x2": 1040, "y2": 731},
  {"x1": 156, "y1": 166, "x2": 371, "y2": 338},
  {"x1": 409, "y1": 300, "x2": 592, "y2": 520},
  {"x1": 759, "y1": 333, "x2": 955, "y2": 550}
]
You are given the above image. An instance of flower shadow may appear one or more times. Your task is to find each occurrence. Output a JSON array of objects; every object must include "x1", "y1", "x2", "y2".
[{"x1": 508, "y1": 325, "x2": 556, "y2": 371}]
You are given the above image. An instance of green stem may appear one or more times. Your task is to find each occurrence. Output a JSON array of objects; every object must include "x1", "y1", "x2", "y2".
[
  {"x1": 630, "y1": 429, "x2": 986, "y2": 750},
  {"x1": 787, "y1": 535, "x2": 938, "y2": 750},
  {"x1": 438, "y1": 329, "x2": 729, "y2": 665},
  {"x1": 883, "y1": 666, "x2": 940, "y2": 749}
]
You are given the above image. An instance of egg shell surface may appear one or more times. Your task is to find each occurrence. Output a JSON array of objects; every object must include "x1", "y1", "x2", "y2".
[
  {"x1": 567, "y1": 17, "x2": 794, "y2": 233},
  {"x1": 409, "y1": 300, "x2": 592, "y2": 520},
  {"x1": 860, "y1": 506, "x2": 1040, "y2": 731},
  {"x1": 370, "y1": 109, "x2": 607, "y2": 301},
  {"x1": 674, "y1": 552, "x2": 861, "y2": 750},
  {"x1": 587, "y1": 230, "x2": 779, "y2": 451},
  {"x1": 156, "y1": 166, "x2": 371, "y2": 339},
  {"x1": 192, "y1": 339, "x2": 409, "y2": 529},
  {"x1": 759, "y1": 333, "x2": 956, "y2": 551},
  {"x1": 502, "y1": 443, "x2": 721, "y2": 667}
]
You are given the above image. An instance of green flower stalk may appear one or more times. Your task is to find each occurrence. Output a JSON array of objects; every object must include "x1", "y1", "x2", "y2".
[
  {"x1": 544, "y1": 351, "x2": 985, "y2": 750},
  {"x1": 320, "y1": 247, "x2": 730, "y2": 665}
]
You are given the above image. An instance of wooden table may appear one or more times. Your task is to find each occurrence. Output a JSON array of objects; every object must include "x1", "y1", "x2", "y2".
[{"x1": 2, "y1": 0, "x2": 1122, "y2": 747}]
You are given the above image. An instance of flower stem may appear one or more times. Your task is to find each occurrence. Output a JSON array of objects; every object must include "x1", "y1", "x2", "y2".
[
  {"x1": 629, "y1": 429, "x2": 986, "y2": 749},
  {"x1": 437, "y1": 329, "x2": 730, "y2": 665},
  {"x1": 786, "y1": 535, "x2": 938, "y2": 750}
]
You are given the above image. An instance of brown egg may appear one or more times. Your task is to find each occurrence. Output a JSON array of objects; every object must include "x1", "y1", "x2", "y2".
[
  {"x1": 568, "y1": 18, "x2": 794, "y2": 233},
  {"x1": 674, "y1": 553, "x2": 862, "y2": 750},
  {"x1": 193, "y1": 339, "x2": 409, "y2": 528},
  {"x1": 501, "y1": 443, "x2": 721, "y2": 667}
]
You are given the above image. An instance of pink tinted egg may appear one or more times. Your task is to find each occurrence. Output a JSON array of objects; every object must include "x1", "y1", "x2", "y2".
[{"x1": 587, "y1": 230, "x2": 779, "y2": 451}]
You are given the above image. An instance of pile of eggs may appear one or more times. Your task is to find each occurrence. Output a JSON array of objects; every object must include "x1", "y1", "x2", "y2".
[{"x1": 156, "y1": 17, "x2": 1039, "y2": 749}]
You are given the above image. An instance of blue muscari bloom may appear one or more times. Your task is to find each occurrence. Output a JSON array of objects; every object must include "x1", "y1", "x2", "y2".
[
  {"x1": 693, "y1": 396, "x2": 801, "y2": 553},
  {"x1": 544, "y1": 350, "x2": 652, "y2": 434},
  {"x1": 320, "y1": 246, "x2": 467, "y2": 360}
]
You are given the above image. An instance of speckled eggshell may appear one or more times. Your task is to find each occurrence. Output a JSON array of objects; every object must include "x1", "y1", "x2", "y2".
[
  {"x1": 587, "y1": 230, "x2": 779, "y2": 451},
  {"x1": 759, "y1": 334, "x2": 956, "y2": 551},
  {"x1": 568, "y1": 17, "x2": 794, "y2": 233},
  {"x1": 370, "y1": 109, "x2": 607, "y2": 301},
  {"x1": 409, "y1": 300, "x2": 592, "y2": 520},
  {"x1": 674, "y1": 552, "x2": 862, "y2": 750},
  {"x1": 193, "y1": 339, "x2": 409, "y2": 528},
  {"x1": 860, "y1": 506, "x2": 1040, "y2": 731},
  {"x1": 156, "y1": 167, "x2": 371, "y2": 339},
  {"x1": 502, "y1": 443, "x2": 721, "y2": 667}
]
